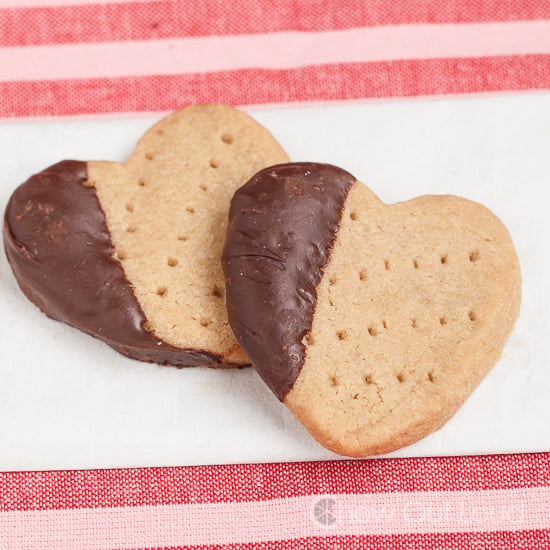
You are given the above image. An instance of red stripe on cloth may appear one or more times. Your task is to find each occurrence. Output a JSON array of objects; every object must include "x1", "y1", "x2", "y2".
[
  {"x1": 1, "y1": 0, "x2": 550, "y2": 47},
  {"x1": 135, "y1": 530, "x2": 550, "y2": 550},
  {"x1": 1, "y1": 454, "x2": 548, "y2": 511},
  {"x1": 1, "y1": 54, "x2": 549, "y2": 119}
]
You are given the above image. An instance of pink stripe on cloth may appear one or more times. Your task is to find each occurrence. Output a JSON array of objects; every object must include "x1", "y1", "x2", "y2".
[
  {"x1": 2, "y1": 21, "x2": 550, "y2": 82},
  {"x1": 1, "y1": 488, "x2": 549, "y2": 549},
  {"x1": 2, "y1": 0, "x2": 550, "y2": 47},
  {"x1": 0, "y1": 0, "x2": 157, "y2": 6}
]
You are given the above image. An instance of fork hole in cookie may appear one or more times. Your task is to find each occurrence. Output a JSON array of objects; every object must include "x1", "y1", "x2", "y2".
[
  {"x1": 468, "y1": 310, "x2": 477, "y2": 322},
  {"x1": 382, "y1": 320, "x2": 388, "y2": 329},
  {"x1": 439, "y1": 317, "x2": 447, "y2": 326},
  {"x1": 209, "y1": 160, "x2": 219, "y2": 169},
  {"x1": 396, "y1": 372, "x2": 405, "y2": 383},
  {"x1": 440, "y1": 254, "x2": 448, "y2": 265},
  {"x1": 304, "y1": 333, "x2": 315, "y2": 346},
  {"x1": 125, "y1": 203, "x2": 134, "y2": 212},
  {"x1": 336, "y1": 330, "x2": 348, "y2": 341},
  {"x1": 469, "y1": 250, "x2": 480, "y2": 262},
  {"x1": 200, "y1": 318, "x2": 211, "y2": 327},
  {"x1": 413, "y1": 259, "x2": 419, "y2": 269},
  {"x1": 145, "y1": 152, "x2": 154, "y2": 160},
  {"x1": 350, "y1": 211, "x2": 358, "y2": 221},
  {"x1": 200, "y1": 184, "x2": 208, "y2": 191},
  {"x1": 329, "y1": 275, "x2": 337, "y2": 286},
  {"x1": 364, "y1": 374, "x2": 374, "y2": 385},
  {"x1": 167, "y1": 257, "x2": 178, "y2": 267},
  {"x1": 186, "y1": 207, "x2": 195, "y2": 214},
  {"x1": 116, "y1": 250, "x2": 127, "y2": 261},
  {"x1": 368, "y1": 327, "x2": 377, "y2": 337},
  {"x1": 411, "y1": 319, "x2": 417, "y2": 329},
  {"x1": 177, "y1": 234, "x2": 188, "y2": 241},
  {"x1": 359, "y1": 269, "x2": 367, "y2": 281},
  {"x1": 126, "y1": 226, "x2": 137, "y2": 233},
  {"x1": 330, "y1": 375, "x2": 339, "y2": 388},
  {"x1": 211, "y1": 284, "x2": 223, "y2": 298},
  {"x1": 221, "y1": 132, "x2": 234, "y2": 144},
  {"x1": 156, "y1": 286, "x2": 167, "y2": 297},
  {"x1": 138, "y1": 179, "x2": 146, "y2": 187},
  {"x1": 384, "y1": 260, "x2": 390, "y2": 270},
  {"x1": 428, "y1": 371, "x2": 436, "y2": 383}
]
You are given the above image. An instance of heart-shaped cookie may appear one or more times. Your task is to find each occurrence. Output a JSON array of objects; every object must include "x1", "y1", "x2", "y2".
[
  {"x1": 222, "y1": 163, "x2": 521, "y2": 456},
  {"x1": 4, "y1": 104, "x2": 288, "y2": 367}
]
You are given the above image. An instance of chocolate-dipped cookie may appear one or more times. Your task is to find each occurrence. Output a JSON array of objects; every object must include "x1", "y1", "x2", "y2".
[
  {"x1": 222, "y1": 163, "x2": 521, "y2": 456},
  {"x1": 3, "y1": 104, "x2": 289, "y2": 367}
]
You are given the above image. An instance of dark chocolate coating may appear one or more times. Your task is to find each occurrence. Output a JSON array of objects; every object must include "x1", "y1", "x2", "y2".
[
  {"x1": 222, "y1": 163, "x2": 355, "y2": 400},
  {"x1": 3, "y1": 160, "x2": 227, "y2": 368}
]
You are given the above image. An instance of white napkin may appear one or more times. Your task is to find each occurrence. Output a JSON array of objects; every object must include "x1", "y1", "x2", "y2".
[{"x1": 0, "y1": 95, "x2": 548, "y2": 471}]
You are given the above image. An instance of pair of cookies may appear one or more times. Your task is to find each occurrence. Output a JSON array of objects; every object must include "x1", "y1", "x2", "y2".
[{"x1": 3, "y1": 105, "x2": 521, "y2": 457}]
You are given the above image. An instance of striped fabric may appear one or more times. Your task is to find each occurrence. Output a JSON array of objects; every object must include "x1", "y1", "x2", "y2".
[
  {"x1": 1, "y1": 0, "x2": 550, "y2": 118},
  {"x1": 1, "y1": 455, "x2": 550, "y2": 549},
  {"x1": 1, "y1": 1, "x2": 549, "y2": 548}
]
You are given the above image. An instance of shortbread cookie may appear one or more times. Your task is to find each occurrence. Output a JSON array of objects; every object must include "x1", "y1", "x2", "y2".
[
  {"x1": 4, "y1": 104, "x2": 288, "y2": 367},
  {"x1": 222, "y1": 163, "x2": 521, "y2": 456}
]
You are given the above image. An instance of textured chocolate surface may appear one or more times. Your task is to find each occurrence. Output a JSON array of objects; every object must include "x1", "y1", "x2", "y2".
[
  {"x1": 3, "y1": 160, "x2": 226, "y2": 368},
  {"x1": 222, "y1": 163, "x2": 355, "y2": 399}
]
